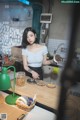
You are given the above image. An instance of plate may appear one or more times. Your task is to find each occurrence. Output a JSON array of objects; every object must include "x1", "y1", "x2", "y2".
[
  {"x1": 46, "y1": 83, "x2": 56, "y2": 88},
  {"x1": 37, "y1": 80, "x2": 45, "y2": 86}
]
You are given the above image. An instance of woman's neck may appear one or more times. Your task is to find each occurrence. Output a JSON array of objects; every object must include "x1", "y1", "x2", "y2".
[
  {"x1": 29, "y1": 43, "x2": 37, "y2": 47},
  {"x1": 29, "y1": 43, "x2": 37, "y2": 48}
]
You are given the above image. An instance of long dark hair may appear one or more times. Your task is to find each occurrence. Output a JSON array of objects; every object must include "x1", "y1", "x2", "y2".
[{"x1": 21, "y1": 27, "x2": 38, "y2": 48}]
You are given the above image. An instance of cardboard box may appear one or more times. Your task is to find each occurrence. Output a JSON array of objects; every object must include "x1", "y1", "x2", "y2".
[{"x1": 11, "y1": 46, "x2": 22, "y2": 61}]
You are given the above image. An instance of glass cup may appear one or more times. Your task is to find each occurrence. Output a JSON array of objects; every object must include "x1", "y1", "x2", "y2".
[{"x1": 16, "y1": 72, "x2": 26, "y2": 87}]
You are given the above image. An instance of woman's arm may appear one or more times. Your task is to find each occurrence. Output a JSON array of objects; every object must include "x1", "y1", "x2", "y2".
[
  {"x1": 22, "y1": 55, "x2": 40, "y2": 79},
  {"x1": 22, "y1": 55, "x2": 31, "y2": 72}
]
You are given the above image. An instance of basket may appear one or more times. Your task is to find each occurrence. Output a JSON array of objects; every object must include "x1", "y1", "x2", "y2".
[{"x1": 16, "y1": 97, "x2": 36, "y2": 111}]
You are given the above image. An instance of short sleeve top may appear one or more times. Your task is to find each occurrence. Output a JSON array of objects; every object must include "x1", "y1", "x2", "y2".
[{"x1": 22, "y1": 46, "x2": 48, "y2": 67}]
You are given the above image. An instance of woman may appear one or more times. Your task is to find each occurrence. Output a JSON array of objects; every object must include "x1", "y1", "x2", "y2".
[{"x1": 22, "y1": 27, "x2": 51, "y2": 80}]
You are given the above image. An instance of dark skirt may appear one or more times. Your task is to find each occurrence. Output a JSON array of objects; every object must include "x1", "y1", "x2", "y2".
[{"x1": 24, "y1": 66, "x2": 43, "y2": 80}]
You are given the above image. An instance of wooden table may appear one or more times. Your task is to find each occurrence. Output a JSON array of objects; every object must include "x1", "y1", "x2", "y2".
[
  {"x1": 0, "y1": 92, "x2": 26, "y2": 120},
  {"x1": 9, "y1": 77, "x2": 60, "y2": 112}
]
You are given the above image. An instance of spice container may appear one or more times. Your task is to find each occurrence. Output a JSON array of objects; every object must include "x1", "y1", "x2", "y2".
[{"x1": 16, "y1": 72, "x2": 26, "y2": 86}]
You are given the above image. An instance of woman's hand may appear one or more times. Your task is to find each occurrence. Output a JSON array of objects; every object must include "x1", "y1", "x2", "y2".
[
  {"x1": 43, "y1": 54, "x2": 52, "y2": 65},
  {"x1": 43, "y1": 59, "x2": 52, "y2": 65},
  {"x1": 31, "y1": 71, "x2": 40, "y2": 80}
]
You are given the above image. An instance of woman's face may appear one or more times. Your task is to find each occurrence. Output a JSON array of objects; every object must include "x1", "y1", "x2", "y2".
[{"x1": 27, "y1": 31, "x2": 36, "y2": 45}]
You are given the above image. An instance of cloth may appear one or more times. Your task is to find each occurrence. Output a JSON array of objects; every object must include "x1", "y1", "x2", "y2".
[
  {"x1": 24, "y1": 66, "x2": 43, "y2": 80},
  {"x1": 22, "y1": 46, "x2": 48, "y2": 67}
]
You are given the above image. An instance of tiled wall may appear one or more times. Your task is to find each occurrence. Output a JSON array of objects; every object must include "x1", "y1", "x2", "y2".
[
  {"x1": 47, "y1": 39, "x2": 69, "y2": 66},
  {"x1": 48, "y1": 39, "x2": 68, "y2": 55},
  {"x1": 0, "y1": 4, "x2": 33, "y2": 55}
]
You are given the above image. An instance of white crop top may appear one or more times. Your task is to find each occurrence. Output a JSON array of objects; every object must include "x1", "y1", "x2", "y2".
[{"x1": 22, "y1": 46, "x2": 48, "y2": 67}]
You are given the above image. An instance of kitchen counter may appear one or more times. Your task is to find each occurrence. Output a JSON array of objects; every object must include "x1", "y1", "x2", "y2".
[
  {"x1": 8, "y1": 77, "x2": 60, "y2": 113},
  {"x1": 0, "y1": 91, "x2": 26, "y2": 120},
  {"x1": 0, "y1": 91, "x2": 56, "y2": 120}
]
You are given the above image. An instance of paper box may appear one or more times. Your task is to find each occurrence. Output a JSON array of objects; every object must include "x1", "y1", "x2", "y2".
[{"x1": 11, "y1": 46, "x2": 22, "y2": 61}]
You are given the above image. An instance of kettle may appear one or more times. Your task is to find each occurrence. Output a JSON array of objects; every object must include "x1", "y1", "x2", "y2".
[{"x1": 0, "y1": 66, "x2": 16, "y2": 90}]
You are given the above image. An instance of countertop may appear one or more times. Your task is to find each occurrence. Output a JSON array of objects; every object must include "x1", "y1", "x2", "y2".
[
  {"x1": 0, "y1": 91, "x2": 56, "y2": 120},
  {"x1": 8, "y1": 76, "x2": 60, "y2": 113}
]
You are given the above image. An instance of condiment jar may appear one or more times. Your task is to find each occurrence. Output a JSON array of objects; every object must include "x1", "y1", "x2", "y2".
[{"x1": 16, "y1": 72, "x2": 26, "y2": 86}]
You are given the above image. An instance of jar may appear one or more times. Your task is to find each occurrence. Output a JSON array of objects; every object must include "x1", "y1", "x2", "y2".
[{"x1": 16, "y1": 72, "x2": 26, "y2": 86}]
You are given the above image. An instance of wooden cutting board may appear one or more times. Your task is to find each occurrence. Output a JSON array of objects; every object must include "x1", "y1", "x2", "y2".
[
  {"x1": 0, "y1": 94, "x2": 26, "y2": 120},
  {"x1": 0, "y1": 103, "x2": 27, "y2": 120}
]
